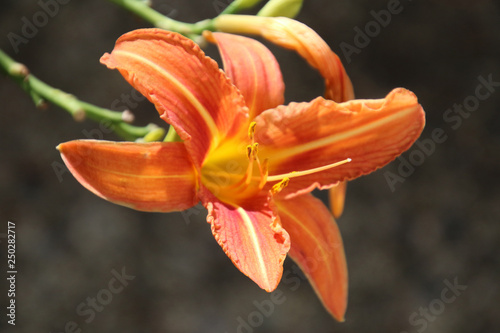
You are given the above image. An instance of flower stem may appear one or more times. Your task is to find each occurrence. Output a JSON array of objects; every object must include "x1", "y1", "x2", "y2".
[
  {"x1": 0, "y1": 48, "x2": 162, "y2": 141},
  {"x1": 108, "y1": 0, "x2": 214, "y2": 35}
]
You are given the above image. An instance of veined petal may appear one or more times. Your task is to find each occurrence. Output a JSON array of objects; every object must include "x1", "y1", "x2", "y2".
[
  {"x1": 58, "y1": 140, "x2": 198, "y2": 212},
  {"x1": 215, "y1": 15, "x2": 354, "y2": 102},
  {"x1": 201, "y1": 187, "x2": 290, "y2": 292},
  {"x1": 100, "y1": 29, "x2": 248, "y2": 166},
  {"x1": 255, "y1": 88, "x2": 425, "y2": 197},
  {"x1": 275, "y1": 194, "x2": 347, "y2": 321},
  {"x1": 205, "y1": 31, "x2": 285, "y2": 119}
]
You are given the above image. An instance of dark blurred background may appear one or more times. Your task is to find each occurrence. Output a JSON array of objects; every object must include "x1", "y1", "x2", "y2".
[{"x1": 1, "y1": 0, "x2": 499, "y2": 332}]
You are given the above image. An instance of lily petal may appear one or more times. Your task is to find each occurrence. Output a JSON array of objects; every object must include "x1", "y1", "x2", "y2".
[
  {"x1": 201, "y1": 187, "x2": 290, "y2": 292},
  {"x1": 58, "y1": 140, "x2": 198, "y2": 212},
  {"x1": 215, "y1": 15, "x2": 354, "y2": 102},
  {"x1": 100, "y1": 29, "x2": 248, "y2": 166},
  {"x1": 205, "y1": 31, "x2": 285, "y2": 119},
  {"x1": 276, "y1": 194, "x2": 347, "y2": 321},
  {"x1": 255, "y1": 88, "x2": 425, "y2": 197}
]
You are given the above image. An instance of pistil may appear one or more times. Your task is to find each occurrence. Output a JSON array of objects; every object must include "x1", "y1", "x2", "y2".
[{"x1": 266, "y1": 158, "x2": 352, "y2": 182}]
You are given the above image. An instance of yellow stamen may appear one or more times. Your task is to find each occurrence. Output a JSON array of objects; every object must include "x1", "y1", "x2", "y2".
[
  {"x1": 243, "y1": 142, "x2": 261, "y2": 185},
  {"x1": 248, "y1": 121, "x2": 257, "y2": 140},
  {"x1": 259, "y1": 158, "x2": 269, "y2": 189},
  {"x1": 267, "y1": 158, "x2": 352, "y2": 182},
  {"x1": 252, "y1": 143, "x2": 259, "y2": 157},
  {"x1": 240, "y1": 123, "x2": 266, "y2": 187},
  {"x1": 227, "y1": 122, "x2": 268, "y2": 192},
  {"x1": 244, "y1": 151, "x2": 255, "y2": 185},
  {"x1": 271, "y1": 177, "x2": 290, "y2": 194},
  {"x1": 246, "y1": 145, "x2": 253, "y2": 159}
]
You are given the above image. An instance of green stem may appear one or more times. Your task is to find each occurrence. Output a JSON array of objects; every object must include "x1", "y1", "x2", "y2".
[
  {"x1": 108, "y1": 0, "x2": 214, "y2": 35},
  {"x1": 0, "y1": 48, "x2": 160, "y2": 141},
  {"x1": 26, "y1": 75, "x2": 86, "y2": 121},
  {"x1": 220, "y1": 1, "x2": 244, "y2": 15}
]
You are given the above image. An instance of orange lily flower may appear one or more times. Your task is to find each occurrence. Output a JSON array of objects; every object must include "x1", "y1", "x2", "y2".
[{"x1": 57, "y1": 28, "x2": 425, "y2": 321}]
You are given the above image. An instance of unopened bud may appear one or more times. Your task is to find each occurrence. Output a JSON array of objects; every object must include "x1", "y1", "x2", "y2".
[
  {"x1": 233, "y1": 0, "x2": 264, "y2": 10},
  {"x1": 257, "y1": 0, "x2": 303, "y2": 18}
]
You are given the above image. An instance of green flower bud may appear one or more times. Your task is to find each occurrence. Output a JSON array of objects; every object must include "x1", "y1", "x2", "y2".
[
  {"x1": 234, "y1": 0, "x2": 264, "y2": 10},
  {"x1": 257, "y1": 0, "x2": 303, "y2": 18}
]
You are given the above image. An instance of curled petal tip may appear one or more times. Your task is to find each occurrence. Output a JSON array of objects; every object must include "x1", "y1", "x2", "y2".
[
  {"x1": 99, "y1": 52, "x2": 113, "y2": 68},
  {"x1": 387, "y1": 87, "x2": 418, "y2": 101}
]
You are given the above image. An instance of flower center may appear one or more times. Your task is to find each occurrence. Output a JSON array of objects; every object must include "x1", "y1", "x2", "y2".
[
  {"x1": 200, "y1": 122, "x2": 268, "y2": 203},
  {"x1": 201, "y1": 122, "x2": 351, "y2": 203}
]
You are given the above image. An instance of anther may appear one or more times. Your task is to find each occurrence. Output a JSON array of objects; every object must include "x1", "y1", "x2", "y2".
[
  {"x1": 271, "y1": 177, "x2": 289, "y2": 195},
  {"x1": 248, "y1": 121, "x2": 257, "y2": 140},
  {"x1": 246, "y1": 143, "x2": 259, "y2": 160},
  {"x1": 251, "y1": 143, "x2": 259, "y2": 157},
  {"x1": 246, "y1": 145, "x2": 253, "y2": 159}
]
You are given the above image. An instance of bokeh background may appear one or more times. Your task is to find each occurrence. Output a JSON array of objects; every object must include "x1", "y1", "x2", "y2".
[{"x1": 1, "y1": 0, "x2": 499, "y2": 332}]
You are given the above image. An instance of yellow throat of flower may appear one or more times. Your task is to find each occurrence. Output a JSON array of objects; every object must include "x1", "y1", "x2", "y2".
[{"x1": 201, "y1": 122, "x2": 351, "y2": 204}]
